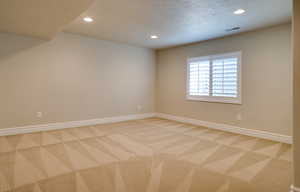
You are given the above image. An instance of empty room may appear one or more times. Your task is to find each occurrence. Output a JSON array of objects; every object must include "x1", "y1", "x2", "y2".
[{"x1": 1, "y1": 0, "x2": 300, "y2": 192}]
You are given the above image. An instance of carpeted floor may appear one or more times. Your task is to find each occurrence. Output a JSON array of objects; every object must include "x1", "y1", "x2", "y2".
[{"x1": 0, "y1": 118, "x2": 292, "y2": 192}]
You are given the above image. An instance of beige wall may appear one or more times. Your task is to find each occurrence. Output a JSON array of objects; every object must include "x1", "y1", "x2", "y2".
[
  {"x1": 0, "y1": 32, "x2": 155, "y2": 129},
  {"x1": 293, "y1": 0, "x2": 300, "y2": 188},
  {"x1": 156, "y1": 24, "x2": 292, "y2": 136}
]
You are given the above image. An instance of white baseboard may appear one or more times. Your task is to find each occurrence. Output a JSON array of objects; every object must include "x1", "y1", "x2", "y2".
[
  {"x1": 155, "y1": 113, "x2": 292, "y2": 144},
  {"x1": 0, "y1": 112, "x2": 292, "y2": 144},
  {"x1": 291, "y1": 185, "x2": 300, "y2": 192},
  {"x1": 0, "y1": 113, "x2": 155, "y2": 136}
]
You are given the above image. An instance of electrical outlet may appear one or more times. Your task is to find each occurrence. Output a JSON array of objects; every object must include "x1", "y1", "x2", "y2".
[
  {"x1": 137, "y1": 105, "x2": 143, "y2": 112},
  {"x1": 37, "y1": 112, "x2": 43, "y2": 118},
  {"x1": 236, "y1": 113, "x2": 242, "y2": 121}
]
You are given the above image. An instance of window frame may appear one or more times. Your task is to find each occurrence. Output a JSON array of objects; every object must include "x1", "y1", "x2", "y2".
[{"x1": 186, "y1": 51, "x2": 242, "y2": 104}]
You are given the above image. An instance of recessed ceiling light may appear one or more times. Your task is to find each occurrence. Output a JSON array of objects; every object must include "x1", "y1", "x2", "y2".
[
  {"x1": 234, "y1": 9, "x2": 246, "y2": 15},
  {"x1": 83, "y1": 17, "x2": 93, "y2": 23},
  {"x1": 150, "y1": 35, "x2": 159, "y2": 39}
]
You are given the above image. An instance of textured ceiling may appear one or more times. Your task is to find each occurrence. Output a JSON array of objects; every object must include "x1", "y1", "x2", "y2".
[
  {"x1": 0, "y1": 0, "x2": 94, "y2": 39},
  {"x1": 65, "y1": 0, "x2": 292, "y2": 49}
]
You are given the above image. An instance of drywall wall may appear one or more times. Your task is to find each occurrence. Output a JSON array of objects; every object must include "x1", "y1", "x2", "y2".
[
  {"x1": 0, "y1": 32, "x2": 155, "y2": 129},
  {"x1": 293, "y1": 0, "x2": 300, "y2": 188},
  {"x1": 156, "y1": 24, "x2": 292, "y2": 136}
]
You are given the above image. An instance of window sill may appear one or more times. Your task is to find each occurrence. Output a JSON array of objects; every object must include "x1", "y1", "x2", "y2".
[{"x1": 186, "y1": 96, "x2": 242, "y2": 105}]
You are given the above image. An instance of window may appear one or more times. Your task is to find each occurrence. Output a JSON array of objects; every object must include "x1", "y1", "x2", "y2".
[{"x1": 187, "y1": 52, "x2": 242, "y2": 104}]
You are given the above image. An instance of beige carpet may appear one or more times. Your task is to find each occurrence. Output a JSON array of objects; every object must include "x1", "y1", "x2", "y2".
[{"x1": 0, "y1": 118, "x2": 292, "y2": 192}]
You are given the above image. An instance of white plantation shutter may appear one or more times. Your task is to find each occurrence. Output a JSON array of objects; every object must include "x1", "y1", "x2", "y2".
[
  {"x1": 212, "y1": 57, "x2": 238, "y2": 97},
  {"x1": 187, "y1": 52, "x2": 241, "y2": 104},
  {"x1": 189, "y1": 60, "x2": 210, "y2": 96}
]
